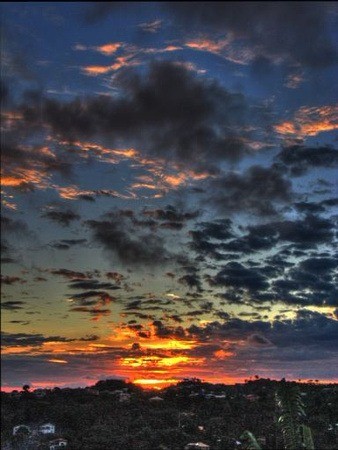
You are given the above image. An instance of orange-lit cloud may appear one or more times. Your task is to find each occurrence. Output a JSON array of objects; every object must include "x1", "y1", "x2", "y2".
[
  {"x1": 96, "y1": 42, "x2": 122, "y2": 55},
  {"x1": 213, "y1": 349, "x2": 234, "y2": 359},
  {"x1": 80, "y1": 41, "x2": 187, "y2": 77},
  {"x1": 1, "y1": 145, "x2": 60, "y2": 195},
  {"x1": 285, "y1": 71, "x2": 305, "y2": 89},
  {"x1": 82, "y1": 65, "x2": 113, "y2": 75},
  {"x1": 185, "y1": 38, "x2": 229, "y2": 54},
  {"x1": 275, "y1": 105, "x2": 338, "y2": 137},
  {"x1": 185, "y1": 37, "x2": 256, "y2": 65}
]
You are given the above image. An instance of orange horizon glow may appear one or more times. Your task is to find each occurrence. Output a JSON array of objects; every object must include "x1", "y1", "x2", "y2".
[{"x1": 2, "y1": 376, "x2": 338, "y2": 394}]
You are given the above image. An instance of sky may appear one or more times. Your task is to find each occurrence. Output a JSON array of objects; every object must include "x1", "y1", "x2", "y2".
[{"x1": 1, "y1": 2, "x2": 338, "y2": 391}]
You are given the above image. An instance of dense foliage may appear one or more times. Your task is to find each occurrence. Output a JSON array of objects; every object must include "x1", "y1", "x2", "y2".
[{"x1": 1, "y1": 379, "x2": 337, "y2": 449}]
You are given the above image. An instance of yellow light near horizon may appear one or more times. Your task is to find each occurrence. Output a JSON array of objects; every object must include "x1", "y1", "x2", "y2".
[
  {"x1": 133, "y1": 378, "x2": 179, "y2": 389},
  {"x1": 120, "y1": 355, "x2": 202, "y2": 368},
  {"x1": 134, "y1": 378, "x2": 178, "y2": 385},
  {"x1": 145, "y1": 339, "x2": 196, "y2": 350},
  {"x1": 47, "y1": 359, "x2": 68, "y2": 364}
]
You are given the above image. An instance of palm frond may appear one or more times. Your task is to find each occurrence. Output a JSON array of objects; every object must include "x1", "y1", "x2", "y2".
[{"x1": 239, "y1": 430, "x2": 262, "y2": 450}]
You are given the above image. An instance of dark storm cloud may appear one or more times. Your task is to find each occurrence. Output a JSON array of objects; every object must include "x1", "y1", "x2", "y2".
[
  {"x1": 50, "y1": 243, "x2": 72, "y2": 250},
  {"x1": 321, "y1": 198, "x2": 338, "y2": 209},
  {"x1": 59, "y1": 239, "x2": 87, "y2": 246},
  {"x1": 124, "y1": 300, "x2": 142, "y2": 311},
  {"x1": 42, "y1": 208, "x2": 80, "y2": 226},
  {"x1": 203, "y1": 214, "x2": 337, "y2": 306},
  {"x1": 294, "y1": 202, "x2": 325, "y2": 214},
  {"x1": 129, "y1": 206, "x2": 199, "y2": 231},
  {"x1": 1, "y1": 332, "x2": 74, "y2": 347},
  {"x1": 275, "y1": 145, "x2": 338, "y2": 177},
  {"x1": 1, "y1": 275, "x2": 25, "y2": 285},
  {"x1": 69, "y1": 280, "x2": 120, "y2": 291},
  {"x1": 106, "y1": 272, "x2": 125, "y2": 285},
  {"x1": 187, "y1": 311, "x2": 338, "y2": 352},
  {"x1": 78, "y1": 334, "x2": 100, "y2": 342},
  {"x1": 1, "y1": 301, "x2": 26, "y2": 311},
  {"x1": 208, "y1": 165, "x2": 292, "y2": 216},
  {"x1": 0, "y1": 81, "x2": 9, "y2": 105},
  {"x1": 1, "y1": 217, "x2": 29, "y2": 262},
  {"x1": 22, "y1": 61, "x2": 257, "y2": 170},
  {"x1": 210, "y1": 262, "x2": 270, "y2": 292},
  {"x1": 50, "y1": 239, "x2": 87, "y2": 250},
  {"x1": 152, "y1": 320, "x2": 185, "y2": 339},
  {"x1": 86, "y1": 214, "x2": 177, "y2": 267},
  {"x1": 69, "y1": 307, "x2": 111, "y2": 318},
  {"x1": 1, "y1": 215, "x2": 30, "y2": 235},
  {"x1": 143, "y1": 206, "x2": 199, "y2": 223},
  {"x1": 50, "y1": 269, "x2": 95, "y2": 280},
  {"x1": 247, "y1": 334, "x2": 274, "y2": 346},
  {"x1": 189, "y1": 219, "x2": 234, "y2": 259},
  {"x1": 271, "y1": 256, "x2": 337, "y2": 307},
  {"x1": 178, "y1": 274, "x2": 203, "y2": 292},
  {"x1": 167, "y1": 2, "x2": 338, "y2": 68},
  {"x1": 187, "y1": 318, "x2": 269, "y2": 342},
  {"x1": 222, "y1": 229, "x2": 279, "y2": 255},
  {"x1": 159, "y1": 222, "x2": 184, "y2": 230},
  {"x1": 225, "y1": 214, "x2": 336, "y2": 255},
  {"x1": 184, "y1": 301, "x2": 214, "y2": 318},
  {"x1": 69, "y1": 291, "x2": 117, "y2": 307},
  {"x1": 298, "y1": 257, "x2": 337, "y2": 273},
  {"x1": 260, "y1": 214, "x2": 336, "y2": 249}
]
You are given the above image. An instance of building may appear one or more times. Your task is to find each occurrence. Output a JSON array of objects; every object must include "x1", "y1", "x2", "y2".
[
  {"x1": 13, "y1": 425, "x2": 31, "y2": 436},
  {"x1": 119, "y1": 392, "x2": 131, "y2": 403},
  {"x1": 49, "y1": 438, "x2": 68, "y2": 449},
  {"x1": 184, "y1": 443, "x2": 210, "y2": 450},
  {"x1": 205, "y1": 393, "x2": 226, "y2": 399},
  {"x1": 39, "y1": 423, "x2": 56, "y2": 434},
  {"x1": 34, "y1": 389, "x2": 47, "y2": 398},
  {"x1": 149, "y1": 396, "x2": 164, "y2": 402}
]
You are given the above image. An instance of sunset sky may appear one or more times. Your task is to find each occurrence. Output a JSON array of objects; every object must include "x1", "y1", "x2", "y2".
[{"x1": 1, "y1": 2, "x2": 338, "y2": 391}]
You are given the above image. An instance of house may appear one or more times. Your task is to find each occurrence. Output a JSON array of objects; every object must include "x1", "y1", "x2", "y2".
[
  {"x1": 85, "y1": 388, "x2": 100, "y2": 396},
  {"x1": 149, "y1": 396, "x2": 164, "y2": 402},
  {"x1": 205, "y1": 393, "x2": 226, "y2": 399},
  {"x1": 189, "y1": 392, "x2": 200, "y2": 398},
  {"x1": 34, "y1": 388, "x2": 47, "y2": 398},
  {"x1": 13, "y1": 425, "x2": 31, "y2": 436},
  {"x1": 39, "y1": 423, "x2": 56, "y2": 434},
  {"x1": 49, "y1": 438, "x2": 68, "y2": 449},
  {"x1": 10, "y1": 391, "x2": 22, "y2": 399},
  {"x1": 119, "y1": 392, "x2": 131, "y2": 403},
  {"x1": 184, "y1": 443, "x2": 210, "y2": 450}
]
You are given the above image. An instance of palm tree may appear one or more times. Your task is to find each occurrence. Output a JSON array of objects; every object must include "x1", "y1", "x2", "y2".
[
  {"x1": 276, "y1": 381, "x2": 314, "y2": 450},
  {"x1": 239, "y1": 430, "x2": 262, "y2": 450},
  {"x1": 237, "y1": 381, "x2": 315, "y2": 450}
]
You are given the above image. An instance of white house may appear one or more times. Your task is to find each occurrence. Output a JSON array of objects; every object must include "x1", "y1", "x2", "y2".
[
  {"x1": 119, "y1": 392, "x2": 131, "y2": 403},
  {"x1": 49, "y1": 438, "x2": 68, "y2": 449},
  {"x1": 184, "y1": 443, "x2": 210, "y2": 450},
  {"x1": 13, "y1": 425, "x2": 31, "y2": 436},
  {"x1": 149, "y1": 396, "x2": 164, "y2": 402},
  {"x1": 39, "y1": 423, "x2": 56, "y2": 434},
  {"x1": 34, "y1": 388, "x2": 47, "y2": 398}
]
